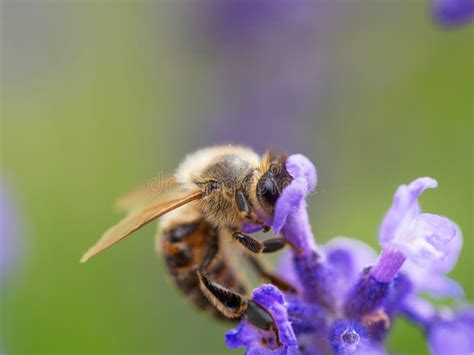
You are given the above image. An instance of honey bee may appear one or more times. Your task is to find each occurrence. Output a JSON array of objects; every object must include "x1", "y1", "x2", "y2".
[{"x1": 81, "y1": 145, "x2": 296, "y2": 344}]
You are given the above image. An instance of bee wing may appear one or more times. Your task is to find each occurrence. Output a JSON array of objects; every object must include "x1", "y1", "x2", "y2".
[
  {"x1": 115, "y1": 174, "x2": 178, "y2": 212},
  {"x1": 81, "y1": 190, "x2": 202, "y2": 263}
]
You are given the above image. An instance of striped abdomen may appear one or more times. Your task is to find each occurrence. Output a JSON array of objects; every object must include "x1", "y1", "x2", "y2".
[{"x1": 159, "y1": 212, "x2": 247, "y2": 321}]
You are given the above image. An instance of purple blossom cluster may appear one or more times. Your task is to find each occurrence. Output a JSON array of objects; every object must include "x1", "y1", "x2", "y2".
[
  {"x1": 226, "y1": 155, "x2": 472, "y2": 355},
  {"x1": 433, "y1": 0, "x2": 474, "y2": 27},
  {"x1": 189, "y1": 0, "x2": 474, "y2": 155},
  {"x1": 189, "y1": 0, "x2": 324, "y2": 153}
]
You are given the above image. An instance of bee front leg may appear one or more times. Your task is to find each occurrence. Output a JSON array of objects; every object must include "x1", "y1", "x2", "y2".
[
  {"x1": 233, "y1": 232, "x2": 286, "y2": 254},
  {"x1": 197, "y1": 271, "x2": 282, "y2": 347}
]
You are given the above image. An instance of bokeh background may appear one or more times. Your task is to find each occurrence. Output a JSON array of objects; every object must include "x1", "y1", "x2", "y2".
[{"x1": 1, "y1": 1, "x2": 472, "y2": 354}]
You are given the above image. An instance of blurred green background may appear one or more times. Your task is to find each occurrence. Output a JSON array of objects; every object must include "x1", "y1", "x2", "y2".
[{"x1": 1, "y1": 2, "x2": 472, "y2": 355}]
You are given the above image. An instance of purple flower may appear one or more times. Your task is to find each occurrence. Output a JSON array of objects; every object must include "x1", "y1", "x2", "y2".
[
  {"x1": 371, "y1": 177, "x2": 459, "y2": 285},
  {"x1": 198, "y1": 0, "x2": 301, "y2": 46},
  {"x1": 225, "y1": 284, "x2": 299, "y2": 355},
  {"x1": 272, "y1": 154, "x2": 317, "y2": 253},
  {"x1": 401, "y1": 222, "x2": 464, "y2": 298},
  {"x1": 186, "y1": 0, "x2": 325, "y2": 153},
  {"x1": 403, "y1": 298, "x2": 474, "y2": 354},
  {"x1": 428, "y1": 307, "x2": 474, "y2": 355},
  {"x1": 433, "y1": 0, "x2": 474, "y2": 28},
  {"x1": 401, "y1": 294, "x2": 437, "y2": 327},
  {"x1": 329, "y1": 320, "x2": 385, "y2": 355},
  {"x1": 323, "y1": 237, "x2": 377, "y2": 299},
  {"x1": 0, "y1": 180, "x2": 23, "y2": 353},
  {"x1": 226, "y1": 156, "x2": 470, "y2": 354},
  {"x1": 0, "y1": 181, "x2": 20, "y2": 276}
]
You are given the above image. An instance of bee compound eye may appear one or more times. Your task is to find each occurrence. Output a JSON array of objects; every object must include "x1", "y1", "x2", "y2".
[{"x1": 257, "y1": 173, "x2": 280, "y2": 206}]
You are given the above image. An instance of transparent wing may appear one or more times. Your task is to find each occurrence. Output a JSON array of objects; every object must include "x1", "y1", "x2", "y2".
[
  {"x1": 81, "y1": 190, "x2": 202, "y2": 263},
  {"x1": 115, "y1": 174, "x2": 179, "y2": 212}
]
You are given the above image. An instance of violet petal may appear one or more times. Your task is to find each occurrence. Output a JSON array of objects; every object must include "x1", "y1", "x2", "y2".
[
  {"x1": 378, "y1": 177, "x2": 460, "y2": 275},
  {"x1": 323, "y1": 237, "x2": 377, "y2": 298},
  {"x1": 273, "y1": 154, "x2": 317, "y2": 235},
  {"x1": 428, "y1": 307, "x2": 474, "y2": 355},
  {"x1": 401, "y1": 223, "x2": 463, "y2": 298},
  {"x1": 379, "y1": 177, "x2": 437, "y2": 245}
]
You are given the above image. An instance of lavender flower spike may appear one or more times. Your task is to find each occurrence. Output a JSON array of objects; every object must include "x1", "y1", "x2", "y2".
[
  {"x1": 272, "y1": 155, "x2": 333, "y2": 307},
  {"x1": 226, "y1": 165, "x2": 470, "y2": 354},
  {"x1": 371, "y1": 177, "x2": 458, "y2": 283}
]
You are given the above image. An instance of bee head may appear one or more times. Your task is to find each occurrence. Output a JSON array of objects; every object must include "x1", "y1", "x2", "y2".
[{"x1": 255, "y1": 153, "x2": 292, "y2": 214}]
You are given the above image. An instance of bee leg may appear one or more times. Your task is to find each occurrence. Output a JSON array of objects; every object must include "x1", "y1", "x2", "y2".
[
  {"x1": 197, "y1": 271, "x2": 282, "y2": 347},
  {"x1": 246, "y1": 255, "x2": 297, "y2": 294},
  {"x1": 233, "y1": 232, "x2": 286, "y2": 254},
  {"x1": 197, "y1": 271, "x2": 247, "y2": 318},
  {"x1": 197, "y1": 244, "x2": 248, "y2": 318},
  {"x1": 235, "y1": 190, "x2": 270, "y2": 232},
  {"x1": 246, "y1": 300, "x2": 282, "y2": 347}
]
